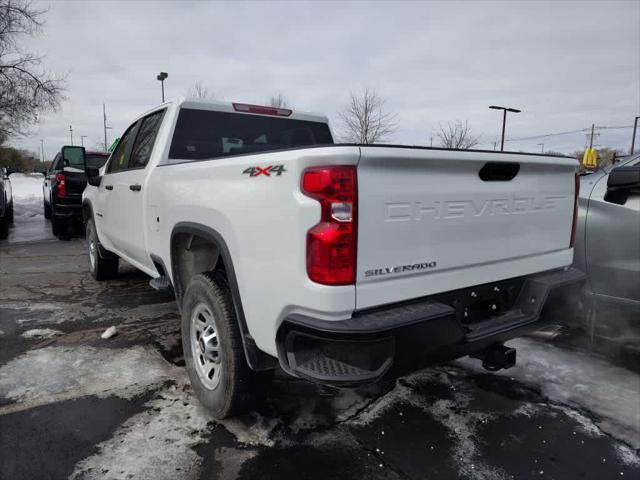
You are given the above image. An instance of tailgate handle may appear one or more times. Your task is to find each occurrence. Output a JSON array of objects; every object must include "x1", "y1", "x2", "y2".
[
  {"x1": 105, "y1": 185, "x2": 113, "y2": 191},
  {"x1": 129, "y1": 184, "x2": 142, "y2": 192},
  {"x1": 479, "y1": 162, "x2": 520, "y2": 181}
]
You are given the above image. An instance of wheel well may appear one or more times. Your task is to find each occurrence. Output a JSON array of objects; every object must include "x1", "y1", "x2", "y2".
[
  {"x1": 82, "y1": 202, "x2": 93, "y2": 223},
  {"x1": 171, "y1": 232, "x2": 226, "y2": 302}
]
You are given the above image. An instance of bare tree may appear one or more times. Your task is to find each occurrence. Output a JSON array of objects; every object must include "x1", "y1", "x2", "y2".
[
  {"x1": 187, "y1": 81, "x2": 214, "y2": 100},
  {"x1": 0, "y1": 0, "x2": 66, "y2": 137},
  {"x1": 267, "y1": 91, "x2": 288, "y2": 108},
  {"x1": 338, "y1": 88, "x2": 398, "y2": 144},
  {"x1": 435, "y1": 120, "x2": 480, "y2": 149}
]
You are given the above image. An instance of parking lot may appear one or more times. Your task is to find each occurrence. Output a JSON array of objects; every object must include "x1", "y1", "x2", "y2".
[{"x1": 1, "y1": 174, "x2": 639, "y2": 480}]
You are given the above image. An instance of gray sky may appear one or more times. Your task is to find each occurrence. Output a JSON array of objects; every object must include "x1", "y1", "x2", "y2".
[{"x1": 12, "y1": 0, "x2": 640, "y2": 159}]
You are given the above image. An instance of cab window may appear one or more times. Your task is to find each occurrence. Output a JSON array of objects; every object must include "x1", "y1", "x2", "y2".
[
  {"x1": 106, "y1": 122, "x2": 139, "y2": 174},
  {"x1": 129, "y1": 109, "x2": 166, "y2": 169}
]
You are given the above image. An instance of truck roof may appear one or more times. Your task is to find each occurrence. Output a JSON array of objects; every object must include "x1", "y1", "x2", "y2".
[{"x1": 138, "y1": 98, "x2": 330, "y2": 125}]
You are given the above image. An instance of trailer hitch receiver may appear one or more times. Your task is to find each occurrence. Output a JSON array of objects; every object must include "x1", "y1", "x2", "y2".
[{"x1": 473, "y1": 344, "x2": 516, "y2": 371}]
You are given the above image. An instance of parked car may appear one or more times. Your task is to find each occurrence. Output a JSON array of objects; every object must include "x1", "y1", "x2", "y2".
[
  {"x1": 81, "y1": 99, "x2": 584, "y2": 418},
  {"x1": 572, "y1": 153, "x2": 640, "y2": 324},
  {"x1": 0, "y1": 167, "x2": 13, "y2": 239},
  {"x1": 44, "y1": 148, "x2": 109, "y2": 237}
]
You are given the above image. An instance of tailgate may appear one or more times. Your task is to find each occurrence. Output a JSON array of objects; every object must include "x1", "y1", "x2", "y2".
[{"x1": 355, "y1": 147, "x2": 578, "y2": 309}]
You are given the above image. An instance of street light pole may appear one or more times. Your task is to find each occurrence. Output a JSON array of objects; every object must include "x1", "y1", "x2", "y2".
[
  {"x1": 537, "y1": 142, "x2": 544, "y2": 153},
  {"x1": 631, "y1": 115, "x2": 640, "y2": 155},
  {"x1": 157, "y1": 72, "x2": 168, "y2": 102},
  {"x1": 81, "y1": 135, "x2": 88, "y2": 147},
  {"x1": 40, "y1": 139, "x2": 44, "y2": 162},
  {"x1": 69, "y1": 125, "x2": 73, "y2": 145},
  {"x1": 489, "y1": 105, "x2": 521, "y2": 151}
]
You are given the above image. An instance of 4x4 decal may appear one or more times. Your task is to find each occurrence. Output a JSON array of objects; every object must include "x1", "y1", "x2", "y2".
[{"x1": 242, "y1": 165, "x2": 286, "y2": 177}]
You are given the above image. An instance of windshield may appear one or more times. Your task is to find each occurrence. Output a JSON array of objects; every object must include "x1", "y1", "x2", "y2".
[{"x1": 169, "y1": 108, "x2": 333, "y2": 161}]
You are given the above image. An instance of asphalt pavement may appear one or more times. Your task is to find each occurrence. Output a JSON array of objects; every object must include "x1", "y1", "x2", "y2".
[{"x1": 1, "y1": 175, "x2": 638, "y2": 480}]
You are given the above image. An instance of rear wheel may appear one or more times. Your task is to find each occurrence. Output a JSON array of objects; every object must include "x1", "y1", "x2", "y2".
[
  {"x1": 44, "y1": 200, "x2": 51, "y2": 219},
  {"x1": 6, "y1": 203, "x2": 13, "y2": 224},
  {"x1": 0, "y1": 215, "x2": 7, "y2": 239},
  {"x1": 86, "y1": 218, "x2": 118, "y2": 280},
  {"x1": 182, "y1": 272, "x2": 272, "y2": 418},
  {"x1": 51, "y1": 206, "x2": 67, "y2": 238}
]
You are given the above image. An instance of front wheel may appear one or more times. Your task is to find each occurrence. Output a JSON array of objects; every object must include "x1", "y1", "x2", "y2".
[
  {"x1": 86, "y1": 218, "x2": 119, "y2": 280},
  {"x1": 44, "y1": 200, "x2": 51, "y2": 219},
  {"x1": 182, "y1": 272, "x2": 272, "y2": 418}
]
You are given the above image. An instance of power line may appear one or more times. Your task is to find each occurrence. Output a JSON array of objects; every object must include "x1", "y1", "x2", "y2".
[{"x1": 505, "y1": 125, "x2": 634, "y2": 142}]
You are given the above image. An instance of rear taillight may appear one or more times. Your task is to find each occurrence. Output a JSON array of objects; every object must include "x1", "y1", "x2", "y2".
[
  {"x1": 56, "y1": 172, "x2": 66, "y2": 198},
  {"x1": 570, "y1": 172, "x2": 579, "y2": 247},
  {"x1": 302, "y1": 166, "x2": 357, "y2": 285}
]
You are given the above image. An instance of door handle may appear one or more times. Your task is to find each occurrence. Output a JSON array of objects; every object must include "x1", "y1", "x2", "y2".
[
  {"x1": 105, "y1": 185, "x2": 113, "y2": 191},
  {"x1": 129, "y1": 184, "x2": 142, "y2": 192}
]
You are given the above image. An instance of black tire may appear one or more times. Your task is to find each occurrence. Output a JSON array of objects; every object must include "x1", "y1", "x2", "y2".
[
  {"x1": 181, "y1": 272, "x2": 272, "y2": 418},
  {"x1": 86, "y1": 218, "x2": 118, "y2": 280},
  {"x1": 44, "y1": 200, "x2": 51, "y2": 219},
  {"x1": 0, "y1": 216, "x2": 7, "y2": 240},
  {"x1": 51, "y1": 207, "x2": 67, "y2": 238},
  {"x1": 6, "y1": 203, "x2": 13, "y2": 224}
]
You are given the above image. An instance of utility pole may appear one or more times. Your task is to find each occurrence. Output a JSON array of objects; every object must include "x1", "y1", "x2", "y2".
[
  {"x1": 588, "y1": 123, "x2": 595, "y2": 149},
  {"x1": 69, "y1": 125, "x2": 73, "y2": 145},
  {"x1": 40, "y1": 139, "x2": 44, "y2": 162},
  {"x1": 493, "y1": 141, "x2": 497, "y2": 151},
  {"x1": 537, "y1": 142, "x2": 544, "y2": 153},
  {"x1": 81, "y1": 135, "x2": 88, "y2": 146},
  {"x1": 631, "y1": 115, "x2": 640, "y2": 155},
  {"x1": 489, "y1": 105, "x2": 521, "y2": 151},
  {"x1": 103, "y1": 103, "x2": 112, "y2": 152},
  {"x1": 429, "y1": 136, "x2": 433, "y2": 147}
]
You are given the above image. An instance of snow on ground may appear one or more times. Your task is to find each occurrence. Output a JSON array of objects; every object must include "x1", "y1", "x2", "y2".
[
  {"x1": 8, "y1": 173, "x2": 44, "y2": 220},
  {"x1": 458, "y1": 338, "x2": 640, "y2": 449},
  {"x1": 70, "y1": 386, "x2": 212, "y2": 480},
  {"x1": 0, "y1": 345, "x2": 183, "y2": 407},
  {"x1": 20, "y1": 328, "x2": 63, "y2": 339}
]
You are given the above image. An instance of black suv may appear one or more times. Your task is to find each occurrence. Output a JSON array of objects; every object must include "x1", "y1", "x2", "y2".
[{"x1": 44, "y1": 147, "x2": 109, "y2": 238}]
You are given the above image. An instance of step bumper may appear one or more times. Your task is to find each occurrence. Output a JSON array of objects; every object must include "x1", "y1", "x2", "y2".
[{"x1": 275, "y1": 267, "x2": 585, "y2": 387}]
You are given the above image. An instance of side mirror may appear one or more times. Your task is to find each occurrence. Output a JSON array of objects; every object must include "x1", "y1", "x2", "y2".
[
  {"x1": 605, "y1": 165, "x2": 640, "y2": 205},
  {"x1": 86, "y1": 166, "x2": 102, "y2": 187},
  {"x1": 61, "y1": 145, "x2": 86, "y2": 169}
]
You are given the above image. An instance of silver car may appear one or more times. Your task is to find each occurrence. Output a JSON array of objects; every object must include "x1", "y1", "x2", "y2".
[{"x1": 573, "y1": 153, "x2": 640, "y2": 320}]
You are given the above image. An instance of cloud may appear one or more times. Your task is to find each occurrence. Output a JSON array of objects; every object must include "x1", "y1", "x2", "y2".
[{"x1": 11, "y1": 0, "x2": 640, "y2": 158}]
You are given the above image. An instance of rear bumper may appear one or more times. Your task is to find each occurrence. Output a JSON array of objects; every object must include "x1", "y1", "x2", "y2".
[
  {"x1": 53, "y1": 201, "x2": 82, "y2": 219},
  {"x1": 276, "y1": 267, "x2": 585, "y2": 386}
]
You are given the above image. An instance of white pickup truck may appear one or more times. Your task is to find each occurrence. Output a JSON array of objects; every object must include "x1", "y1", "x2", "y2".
[{"x1": 79, "y1": 99, "x2": 584, "y2": 418}]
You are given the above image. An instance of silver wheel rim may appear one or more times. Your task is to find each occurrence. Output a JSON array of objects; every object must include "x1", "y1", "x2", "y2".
[
  {"x1": 89, "y1": 235, "x2": 96, "y2": 270},
  {"x1": 191, "y1": 302, "x2": 222, "y2": 390}
]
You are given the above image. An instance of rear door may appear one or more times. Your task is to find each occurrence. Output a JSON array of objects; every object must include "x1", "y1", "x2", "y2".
[
  {"x1": 107, "y1": 109, "x2": 166, "y2": 268},
  {"x1": 355, "y1": 147, "x2": 578, "y2": 309}
]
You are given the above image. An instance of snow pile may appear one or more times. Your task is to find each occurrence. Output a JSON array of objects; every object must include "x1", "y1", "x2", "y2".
[
  {"x1": 8, "y1": 173, "x2": 44, "y2": 220},
  {"x1": 0, "y1": 345, "x2": 184, "y2": 405}
]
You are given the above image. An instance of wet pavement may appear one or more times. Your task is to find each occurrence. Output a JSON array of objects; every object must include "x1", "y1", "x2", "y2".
[{"x1": 1, "y1": 176, "x2": 639, "y2": 480}]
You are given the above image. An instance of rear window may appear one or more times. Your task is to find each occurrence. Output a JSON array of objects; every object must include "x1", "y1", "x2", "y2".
[
  {"x1": 86, "y1": 154, "x2": 110, "y2": 169},
  {"x1": 169, "y1": 108, "x2": 333, "y2": 161}
]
